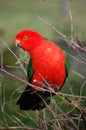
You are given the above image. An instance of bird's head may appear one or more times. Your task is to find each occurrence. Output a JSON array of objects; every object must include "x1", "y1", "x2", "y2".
[{"x1": 15, "y1": 30, "x2": 44, "y2": 52}]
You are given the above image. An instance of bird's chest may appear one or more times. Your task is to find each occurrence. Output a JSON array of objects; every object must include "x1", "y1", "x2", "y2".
[
  {"x1": 31, "y1": 47, "x2": 64, "y2": 79},
  {"x1": 32, "y1": 53, "x2": 52, "y2": 76},
  {"x1": 30, "y1": 44, "x2": 66, "y2": 88}
]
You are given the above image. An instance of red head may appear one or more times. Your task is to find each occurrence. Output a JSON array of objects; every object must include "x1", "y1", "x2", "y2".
[{"x1": 15, "y1": 30, "x2": 44, "y2": 52}]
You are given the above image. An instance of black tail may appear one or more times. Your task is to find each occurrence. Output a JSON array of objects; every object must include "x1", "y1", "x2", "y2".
[{"x1": 17, "y1": 86, "x2": 53, "y2": 110}]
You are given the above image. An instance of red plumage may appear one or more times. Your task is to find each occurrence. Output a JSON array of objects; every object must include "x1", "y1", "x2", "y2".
[
  {"x1": 15, "y1": 30, "x2": 67, "y2": 110},
  {"x1": 30, "y1": 40, "x2": 66, "y2": 89},
  {"x1": 16, "y1": 30, "x2": 66, "y2": 90}
]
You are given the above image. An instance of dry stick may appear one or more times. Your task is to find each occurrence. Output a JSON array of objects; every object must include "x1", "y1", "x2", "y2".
[
  {"x1": 1, "y1": 68, "x2": 86, "y2": 107},
  {"x1": 37, "y1": 94, "x2": 59, "y2": 119},
  {"x1": 55, "y1": 104, "x2": 79, "y2": 130},
  {"x1": 80, "y1": 80, "x2": 86, "y2": 96},
  {"x1": 54, "y1": 88, "x2": 86, "y2": 129},
  {"x1": 4, "y1": 112, "x2": 26, "y2": 128},
  {"x1": 0, "y1": 69, "x2": 86, "y2": 129},
  {"x1": 66, "y1": 97, "x2": 86, "y2": 128},
  {"x1": 3, "y1": 68, "x2": 86, "y2": 129},
  {"x1": 71, "y1": 71, "x2": 86, "y2": 79},
  {"x1": 12, "y1": 115, "x2": 28, "y2": 128},
  {"x1": 36, "y1": 15, "x2": 86, "y2": 52},
  {"x1": 0, "y1": 38, "x2": 3, "y2": 106},
  {"x1": 36, "y1": 15, "x2": 66, "y2": 39},
  {"x1": 0, "y1": 67, "x2": 54, "y2": 93},
  {"x1": 70, "y1": 38, "x2": 86, "y2": 52},
  {"x1": 68, "y1": 53, "x2": 86, "y2": 64},
  {"x1": 36, "y1": 73, "x2": 82, "y2": 130},
  {"x1": 0, "y1": 67, "x2": 86, "y2": 100},
  {"x1": 24, "y1": 112, "x2": 39, "y2": 127},
  {"x1": 37, "y1": 92, "x2": 79, "y2": 130},
  {"x1": 0, "y1": 67, "x2": 36, "y2": 90},
  {"x1": 0, "y1": 39, "x2": 9, "y2": 129},
  {"x1": 55, "y1": 96, "x2": 81, "y2": 130},
  {"x1": 1, "y1": 39, "x2": 27, "y2": 76},
  {"x1": 0, "y1": 127, "x2": 39, "y2": 130},
  {"x1": 1, "y1": 69, "x2": 86, "y2": 110},
  {"x1": 68, "y1": 1, "x2": 74, "y2": 36}
]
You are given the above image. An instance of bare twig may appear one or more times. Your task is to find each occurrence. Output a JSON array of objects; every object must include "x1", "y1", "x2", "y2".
[
  {"x1": 0, "y1": 127, "x2": 39, "y2": 130},
  {"x1": 36, "y1": 15, "x2": 86, "y2": 52},
  {"x1": 68, "y1": 1, "x2": 74, "y2": 36},
  {"x1": 1, "y1": 39, "x2": 27, "y2": 76},
  {"x1": 36, "y1": 15, "x2": 66, "y2": 39},
  {"x1": 71, "y1": 71, "x2": 86, "y2": 79},
  {"x1": 80, "y1": 80, "x2": 86, "y2": 96}
]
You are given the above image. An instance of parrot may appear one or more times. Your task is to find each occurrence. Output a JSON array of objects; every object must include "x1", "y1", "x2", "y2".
[{"x1": 15, "y1": 29, "x2": 69, "y2": 110}]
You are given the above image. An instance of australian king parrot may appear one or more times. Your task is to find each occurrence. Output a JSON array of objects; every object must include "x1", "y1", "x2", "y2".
[{"x1": 15, "y1": 30, "x2": 69, "y2": 110}]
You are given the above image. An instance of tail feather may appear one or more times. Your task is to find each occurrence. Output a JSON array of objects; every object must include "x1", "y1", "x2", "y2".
[{"x1": 17, "y1": 86, "x2": 53, "y2": 110}]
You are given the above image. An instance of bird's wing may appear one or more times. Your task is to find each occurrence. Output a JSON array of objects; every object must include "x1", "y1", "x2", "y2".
[
  {"x1": 65, "y1": 51, "x2": 70, "y2": 77},
  {"x1": 27, "y1": 58, "x2": 34, "y2": 81}
]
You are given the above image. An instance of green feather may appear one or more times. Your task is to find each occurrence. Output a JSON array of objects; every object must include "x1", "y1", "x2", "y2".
[
  {"x1": 27, "y1": 59, "x2": 34, "y2": 81},
  {"x1": 64, "y1": 51, "x2": 70, "y2": 77}
]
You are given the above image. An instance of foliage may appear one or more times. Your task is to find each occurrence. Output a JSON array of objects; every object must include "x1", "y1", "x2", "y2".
[{"x1": 0, "y1": 0, "x2": 86, "y2": 130}]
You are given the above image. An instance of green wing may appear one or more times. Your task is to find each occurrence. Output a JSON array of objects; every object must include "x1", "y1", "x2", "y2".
[
  {"x1": 64, "y1": 51, "x2": 70, "y2": 77},
  {"x1": 27, "y1": 59, "x2": 34, "y2": 81}
]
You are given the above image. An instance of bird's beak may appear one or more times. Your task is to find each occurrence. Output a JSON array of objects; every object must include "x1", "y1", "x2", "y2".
[{"x1": 15, "y1": 39, "x2": 21, "y2": 47}]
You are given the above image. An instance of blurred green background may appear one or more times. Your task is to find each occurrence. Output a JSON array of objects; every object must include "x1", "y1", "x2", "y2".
[
  {"x1": 0, "y1": 0, "x2": 86, "y2": 129},
  {"x1": 0, "y1": 0, "x2": 86, "y2": 43}
]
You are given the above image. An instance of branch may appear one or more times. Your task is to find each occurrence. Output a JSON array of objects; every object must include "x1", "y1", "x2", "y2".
[
  {"x1": 0, "y1": 127, "x2": 39, "y2": 130},
  {"x1": 1, "y1": 39, "x2": 27, "y2": 76},
  {"x1": 36, "y1": 15, "x2": 86, "y2": 53}
]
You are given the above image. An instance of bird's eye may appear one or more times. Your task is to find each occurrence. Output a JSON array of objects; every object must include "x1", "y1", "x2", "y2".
[{"x1": 23, "y1": 35, "x2": 28, "y2": 40}]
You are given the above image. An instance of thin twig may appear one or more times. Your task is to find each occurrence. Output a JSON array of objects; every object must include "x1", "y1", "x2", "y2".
[
  {"x1": 0, "y1": 66, "x2": 86, "y2": 99},
  {"x1": 71, "y1": 70, "x2": 86, "y2": 79},
  {"x1": 1, "y1": 39, "x2": 27, "y2": 75},
  {"x1": 68, "y1": 1, "x2": 74, "y2": 36},
  {"x1": 80, "y1": 80, "x2": 86, "y2": 96},
  {"x1": 36, "y1": 15, "x2": 66, "y2": 39},
  {"x1": 36, "y1": 15, "x2": 86, "y2": 52},
  {"x1": 0, "y1": 127, "x2": 39, "y2": 130},
  {"x1": 0, "y1": 38, "x2": 9, "y2": 129},
  {"x1": 68, "y1": 53, "x2": 86, "y2": 64}
]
